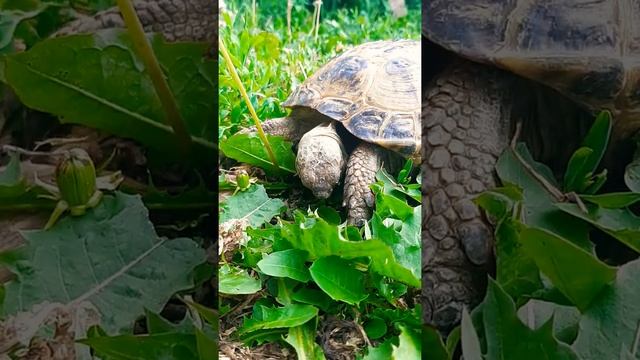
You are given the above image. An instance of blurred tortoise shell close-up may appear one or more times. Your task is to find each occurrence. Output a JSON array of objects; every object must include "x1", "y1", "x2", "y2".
[{"x1": 424, "y1": 0, "x2": 640, "y2": 137}]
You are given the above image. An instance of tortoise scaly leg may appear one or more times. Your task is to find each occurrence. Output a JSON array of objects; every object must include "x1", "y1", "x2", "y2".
[
  {"x1": 343, "y1": 142, "x2": 384, "y2": 226},
  {"x1": 422, "y1": 62, "x2": 512, "y2": 333}
]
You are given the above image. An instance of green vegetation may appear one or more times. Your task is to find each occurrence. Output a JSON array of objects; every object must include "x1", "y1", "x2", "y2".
[
  {"x1": 0, "y1": 0, "x2": 216, "y2": 358},
  {"x1": 428, "y1": 111, "x2": 640, "y2": 359},
  {"x1": 218, "y1": 1, "x2": 421, "y2": 358}
]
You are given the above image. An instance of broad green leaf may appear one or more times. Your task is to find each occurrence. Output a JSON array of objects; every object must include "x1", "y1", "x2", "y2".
[
  {"x1": 364, "y1": 317, "x2": 387, "y2": 340},
  {"x1": 284, "y1": 321, "x2": 326, "y2": 360},
  {"x1": 564, "y1": 147, "x2": 594, "y2": 192},
  {"x1": 282, "y1": 217, "x2": 419, "y2": 287},
  {"x1": 494, "y1": 219, "x2": 542, "y2": 299},
  {"x1": 461, "y1": 308, "x2": 482, "y2": 360},
  {"x1": 362, "y1": 339, "x2": 393, "y2": 360},
  {"x1": 481, "y1": 280, "x2": 579, "y2": 359},
  {"x1": 423, "y1": 325, "x2": 449, "y2": 360},
  {"x1": 237, "y1": 304, "x2": 318, "y2": 335},
  {"x1": 220, "y1": 133, "x2": 296, "y2": 175},
  {"x1": 563, "y1": 110, "x2": 611, "y2": 192},
  {"x1": 474, "y1": 185, "x2": 523, "y2": 220},
  {"x1": 581, "y1": 110, "x2": 612, "y2": 172},
  {"x1": 519, "y1": 227, "x2": 616, "y2": 310},
  {"x1": 1, "y1": 192, "x2": 205, "y2": 334},
  {"x1": 2, "y1": 30, "x2": 215, "y2": 164},
  {"x1": 273, "y1": 277, "x2": 297, "y2": 305},
  {"x1": 257, "y1": 249, "x2": 311, "y2": 282},
  {"x1": 309, "y1": 256, "x2": 367, "y2": 305},
  {"x1": 218, "y1": 264, "x2": 261, "y2": 295},
  {"x1": 370, "y1": 211, "x2": 420, "y2": 280},
  {"x1": 557, "y1": 203, "x2": 640, "y2": 254},
  {"x1": 391, "y1": 325, "x2": 421, "y2": 360},
  {"x1": 145, "y1": 309, "x2": 192, "y2": 335},
  {"x1": 219, "y1": 185, "x2": 285, "y2": 228},
  {"x1": 291, "y1": 288, "x2": 334, "y2": 312},
  {"x1": 375, "y1": 192, "x2": 413, "y2": 220},
  {"x1": 563, "y1": 147, "x2": 594, "y2": 193},
  {"x1": 572, "y1": 259, "x2": 640, "y2": 359},
  {"x1": 580, "y1": 192, "x2": 640, "y2": 208},
  {"x1": 516, "y1": 300, "x2": 580, "y2": 345},
  {"x1": 195, "y1": 327, "x2": 217, "y2": 360},
  {"x1": 80, "y1": 333, "x2": 197, "y2": 359},
  {"x1": 496, "y1": 145, "x2": 591, "y2": 250}
]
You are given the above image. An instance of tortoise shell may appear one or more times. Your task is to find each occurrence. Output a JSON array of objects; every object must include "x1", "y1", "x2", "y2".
[
  {"x1": 424, "y1": 0, "x2": 640, "y2": 136},
  {"x1": 283, "y1": 40, "x2": 422, "y2": 161}
]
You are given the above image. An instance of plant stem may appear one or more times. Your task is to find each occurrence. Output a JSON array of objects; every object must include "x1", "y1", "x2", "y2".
[
  {"x1": 218, "y1": 37, "x2": 280, "y2": 169},
  {"x1": 115, "y1": 0, "x2": 192, "y2": 155}
]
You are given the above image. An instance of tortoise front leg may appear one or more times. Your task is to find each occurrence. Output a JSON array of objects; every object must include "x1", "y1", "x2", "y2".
[
  {"x1": 422, "y1": 61, "x2": 513, "y2": 333},
  {"x1": 343, "y1": 142, "x2": 384, "y2": 226}
]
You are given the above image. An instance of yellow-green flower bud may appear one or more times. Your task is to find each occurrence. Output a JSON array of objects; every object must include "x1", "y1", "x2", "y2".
[
  {"x1": 236, "y1": 170, "x2": 251, "y2": 190},
  {"x1": 55, "y1": 148, "x2": 97, "y2": 207}
]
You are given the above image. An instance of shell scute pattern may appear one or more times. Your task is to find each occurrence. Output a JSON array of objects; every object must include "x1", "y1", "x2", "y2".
[{"x1": 284, "y1": 40, "x2": 421, "y2": 158}]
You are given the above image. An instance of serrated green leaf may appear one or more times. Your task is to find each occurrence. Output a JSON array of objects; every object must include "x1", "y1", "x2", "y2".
[
  {"x1": 80, "y1": 332, "x2": 197, "y2": 359},
  {"x1": 220, "y1": 185, "x2": 285, "y2": 228},
  {"x1": 519, "y1": 227, "x2": 616, "y2": 310},
  {"x1": 291, "y1": 288, "x2": 334, "y2": 312},
  {"x1": 218, "y1": 264, "x2": 261, "y2": 295},
  {"x1": 1, "y1": 192, "x2": 205, "y2": 334},
  {"x1": 362, "y1": 338, "x2": 393, "y2": 360},
  {"x1": 480, "y1": 279, "x2": 579, "y2": 359},
  {"x1": 284, "y1": 321, "x2": 326, "y2": 360},
  {"x1": 309, "y1": 256, "x2": 367, "y2": 305},
  {"x1": 257, "y1": 249, "x2": 311, "y2": 282},
  {"x1": 580, "y1": 192, "x2": 640, "y2": 208},
  {"x1": 195, "y1": 327, "x2": 217, "y2": 360},
  {"x1": 282, "y1": 217, "x2": 419, "y2": 287},
  {"x1": 495, "y1": 219, "x2": 542, "y2": 300},
  {"x1": 422, "y1": 325, "x2": 449, "y2": 360},
  {"x1": 572, "y1": 258, "x2": 640, "y2": 359},
  {"x1": 237, "y1": 304, "x2": 318, "y2": 335},
  {"x1": 2, "y1": 29, "x2": 215, "y2": 164},
  {"x1": 145, "y1": 309, "x2": 192, "y2": 335},
  {"x1": 516, "y1": 300, "x2": 580, "y2": 345},
  {"x1": 220, "y1": 133, "x2": 296, "y2": 175},
  {"x1": 370, "y1": 211, "x2": 420, "y2": 280},
  {"x1": 391, "y1": 325, "x2": 421, "y2": 360},
  {"x1": 557, "y1": 203, "x2": 640, "y2": 254}
]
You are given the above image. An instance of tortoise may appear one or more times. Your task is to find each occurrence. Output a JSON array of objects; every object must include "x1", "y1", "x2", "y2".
[
  {"x1": 253, "y1": 40, "x2": 421, "y2": 226},
  {"x1": 422, "y1": 0, "x2": 640, "y2": 333},
  {"x1": 53, "y1": 0, "x2": 216, "y2": 42}
]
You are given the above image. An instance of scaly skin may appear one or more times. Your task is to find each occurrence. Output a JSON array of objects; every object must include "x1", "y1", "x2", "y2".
[
  {"x1": 54, "y1": 0, "x2": 216, "y2": 42},
  {"x1": 422, "y1": 61, "x2": 513, "y2": 333},
  {"x1": 343, "y1": 142, "x2": 383, "y2": 226}
]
